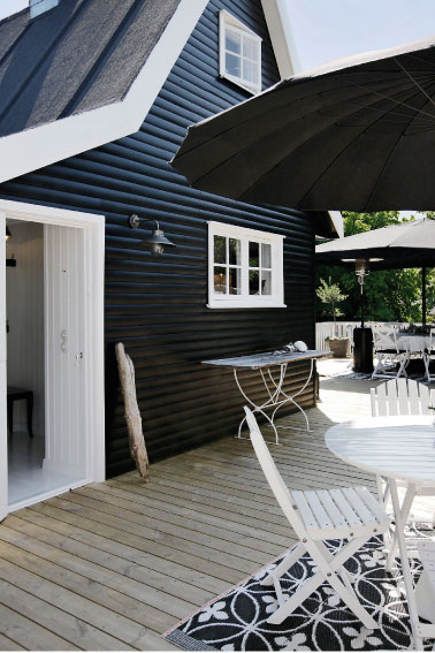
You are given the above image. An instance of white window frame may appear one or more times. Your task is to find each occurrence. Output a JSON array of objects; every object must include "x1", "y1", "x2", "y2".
[
  {"x1": 208, "y1": 221, "x2": 286, "y2": 309},
  {"x1": 219, "y1": 10, "x2": 262, "y2": 95}
]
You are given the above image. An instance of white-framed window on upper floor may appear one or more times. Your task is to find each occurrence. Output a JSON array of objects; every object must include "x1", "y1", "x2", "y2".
[
  {"x1": 219, "y1": 10, "x2": 262, "y2": 95},
  {"x1": 208, "y1": 221, "x2": 285, "y2": 309}
]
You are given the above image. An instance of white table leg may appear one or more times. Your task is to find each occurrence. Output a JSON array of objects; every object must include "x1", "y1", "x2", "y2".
[
  {"x1": 389, "y1": 478, "x2": 424, "y2": 650},
  {"x1": 233, "y1": 358, "x2": 316, "y2": 442},
  {"x1": 234, "y1": 368, "x2": 280, "y2": 444},
  {"x1": 270, "y1": 358, "x2": 314, "y2": 432}
]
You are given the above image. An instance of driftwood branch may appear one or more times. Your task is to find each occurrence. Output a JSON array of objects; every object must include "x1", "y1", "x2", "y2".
[{"x1": 115, "y1": 342, "x2": 150, "y2": 481}]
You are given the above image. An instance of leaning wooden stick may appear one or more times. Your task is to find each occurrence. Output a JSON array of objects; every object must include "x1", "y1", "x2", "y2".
[{"x1": 115, "y1": 342, "x2": 150, "y2": 481}]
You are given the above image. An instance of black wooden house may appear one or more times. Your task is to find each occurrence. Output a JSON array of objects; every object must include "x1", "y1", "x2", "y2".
[{"x1": 0, "y1": 0, "x2": 340, "y2": 517}]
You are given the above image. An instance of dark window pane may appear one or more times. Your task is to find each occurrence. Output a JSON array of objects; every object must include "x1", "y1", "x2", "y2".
[
  {"x1": 249, "y1": 241, "x2": 259, "y2": 267},
  {"x1": 261, "y1": 243, "x2": 271, "y2": 268},
  {"x1": 229, "y1": 267, "x2": 241, "y2": 295},
  {"x1": 214, "y1": 235, "x2": 226, "y2": 264},
  {"x1": 229, "y1": 238, "x2": 241, "y2": 265},
  {"x1": 261, "y1": 270, "x2": 272, "y2": 295},
  {"x1": 214, "y1": 267, "x2": 227, "y2": 294},
  {"x1": 249, "y1": 270, "x2": 259, "y2": 295}
]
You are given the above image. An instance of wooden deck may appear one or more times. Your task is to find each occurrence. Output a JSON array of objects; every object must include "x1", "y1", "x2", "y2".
[{"x1": 0, "y1": 375, "x2": 379, "y2": 650}]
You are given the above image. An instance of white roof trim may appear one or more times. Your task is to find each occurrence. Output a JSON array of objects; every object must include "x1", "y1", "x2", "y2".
[
  {"x1": 261, "y1": 0, "x2": 300, "y2": 77},
  {"x1": 328, "y1": 211, "x2": 344, "y2": 238},
  {"x1": 0, "y1": 0, "x2": 209, "y2": 184}
]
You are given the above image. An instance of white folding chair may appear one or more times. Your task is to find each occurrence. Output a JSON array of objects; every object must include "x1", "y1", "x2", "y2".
[
  {"x1": 424, "y1": 327, "x2": 435, "y2": 383},
  {"x1": 245, "y1": 406, "x2": 389, "y2": 629},
  {"x1": 370, "y1": 378, "x2": 435, "y2": 569},
  {"x1": 372, "y1": 324, "x2": 408, "y2": 379}
]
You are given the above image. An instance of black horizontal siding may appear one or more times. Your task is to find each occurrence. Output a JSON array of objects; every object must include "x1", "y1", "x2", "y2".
[{"x1": 0, "y1": 0, "x2": 317, "y2": 476}]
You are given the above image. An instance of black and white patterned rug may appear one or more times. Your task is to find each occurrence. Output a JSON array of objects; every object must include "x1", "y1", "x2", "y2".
[{"x1": 166, "y1": 529, "x2": 434, "y2": 651}]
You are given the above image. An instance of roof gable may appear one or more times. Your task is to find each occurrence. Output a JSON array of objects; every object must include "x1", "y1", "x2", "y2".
[{"x1": 0, "y1": 0, "x2": 297, "y2": 183}]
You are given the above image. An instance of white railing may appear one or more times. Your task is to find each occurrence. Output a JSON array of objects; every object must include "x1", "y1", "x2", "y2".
[{"x1": 316, "y1": 321, "x2": 408, "y2": 352}]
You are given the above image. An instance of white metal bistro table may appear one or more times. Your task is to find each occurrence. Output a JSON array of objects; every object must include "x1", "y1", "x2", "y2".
[
  {"x1": 202, "y1": 349, "x2": 329, "y2": 444},
  {"x1": 325, "y1": 415, "x2": 435, "y2": 649}
]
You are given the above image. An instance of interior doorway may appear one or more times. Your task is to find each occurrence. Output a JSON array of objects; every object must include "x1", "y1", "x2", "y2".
[{"x1": 0, "y1": 200, "x2": 105, "y2": 519}]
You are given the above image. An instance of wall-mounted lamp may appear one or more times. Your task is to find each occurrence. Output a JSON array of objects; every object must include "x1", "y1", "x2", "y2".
[
  {"x1": 5, "y1": 226, "x2": 11, "y2": 240},
  {"x1": 129, "y1": 214, "x2": 175, "y2": 256}
]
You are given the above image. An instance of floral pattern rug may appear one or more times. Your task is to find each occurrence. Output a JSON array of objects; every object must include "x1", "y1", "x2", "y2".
[{"x1": 166, "y1": 530, "x2": 434, "y2": 651}]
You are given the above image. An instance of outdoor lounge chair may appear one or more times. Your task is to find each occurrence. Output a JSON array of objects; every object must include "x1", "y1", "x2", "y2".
[
  {"x1": 370, "y1": 378, "x2": 435, "y2": 569},
  {"x1": 372, "y1": 324, "x2": 408, "y2": 380},
  {"x1": 244, "y1": 406, "x2": 389, "y2": 629}
]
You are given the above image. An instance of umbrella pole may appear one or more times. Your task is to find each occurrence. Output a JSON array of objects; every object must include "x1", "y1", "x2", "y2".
[{"x1": 422, "y1": 266, "x2": 427, "y2": 327}]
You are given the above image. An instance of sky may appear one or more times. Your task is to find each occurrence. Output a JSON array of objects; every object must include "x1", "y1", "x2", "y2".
[
  {"x1": 286, "y1": 0, "x2": 435, "y2": 73},
  {"x1": 0, "y1": 0, "x2": 27, "y2": 20},
  {"x1": 2, "y1": 0, "x2": 435, "y2": 60}
]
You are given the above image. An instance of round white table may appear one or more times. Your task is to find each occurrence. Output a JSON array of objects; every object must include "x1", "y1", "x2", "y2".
[{"x1": 325, "y1": 416, "x2": 435, "y2": 649}]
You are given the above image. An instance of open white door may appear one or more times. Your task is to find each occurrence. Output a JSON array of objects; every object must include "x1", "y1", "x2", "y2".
[
  {"x1": 44, "y1": 224, "x2": 87, "y2": 479},
  {"x1": 0, "y1": 211, "x2": 7, "y2": 521}
]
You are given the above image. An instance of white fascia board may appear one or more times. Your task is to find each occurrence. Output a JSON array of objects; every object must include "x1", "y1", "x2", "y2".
[
  {"x1": 261, "y1": 0, "x2": 300, "y2": 78},
  {"x1": 0, "y1": 0, "x2": 209, "y2": 184},
  {"x1": 328, "y1": 211, "x2": 344, "y2": 238}
]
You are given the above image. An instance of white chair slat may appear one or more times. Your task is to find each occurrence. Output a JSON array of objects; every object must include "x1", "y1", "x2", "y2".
[
  {"x1": 420, "y1": 385, "x2": 435, "y2": 415},
  {"x1": 303, "y1": 490, "x2": 333, "y2": 529},
  {"x1": 343, "y1": 486, "x2": 377, "y2": 524},
  {"x1": 291, "y1": 490, "x2": 319, "y2": 531},
  {"x1": 385, "y1": 380, "x2": 398, "y2": 416},
  {"x1": 396, "y1": 378, "x2": 409, "y2": 415},
  {"x1": 355, "y1": 486, "x2": 387, "y2": 523},
  {"x1": 408, "y1": 379, "x2": 420, "y2": 414},
  {"x1": 329, "y1": 488, "x2": 362, "y2": 526},
  {"x1": 316, "y1": 489, "x2": 347, "y2": 528},
  {"x1": 376, "y1": 383, "x2": 388, "y2": 416}
]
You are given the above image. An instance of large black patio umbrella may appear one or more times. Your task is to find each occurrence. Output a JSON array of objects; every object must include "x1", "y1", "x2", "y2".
[
  {"x1": 316, "y1": 218, "x2": 435, "y2": 324},
  {"x1": 172, "y1": 38, "x2": 435, "y2": 211}
]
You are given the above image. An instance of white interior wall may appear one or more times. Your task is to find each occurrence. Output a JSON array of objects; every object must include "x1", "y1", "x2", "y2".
[{"x1": 6, "y1": 221, "x2": 44, "y2": 434}]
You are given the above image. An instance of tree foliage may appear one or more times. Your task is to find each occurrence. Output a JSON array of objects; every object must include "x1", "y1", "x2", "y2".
[
  {"x1": 316, "y1": 277, "x2": 347, "y2": 325},
  {"x1": 316, "y1": 211, "x2": 435, "y2": 323}
]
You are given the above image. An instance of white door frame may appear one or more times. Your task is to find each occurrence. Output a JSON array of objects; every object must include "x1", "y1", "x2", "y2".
[{"x1": 0, "y1": 199, "x2": 105, "y2": 520}]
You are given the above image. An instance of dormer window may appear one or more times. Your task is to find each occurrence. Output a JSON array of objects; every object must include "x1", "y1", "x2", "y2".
[{"x1": 219, "y1": 10, "x2": 262, "y2": 95}]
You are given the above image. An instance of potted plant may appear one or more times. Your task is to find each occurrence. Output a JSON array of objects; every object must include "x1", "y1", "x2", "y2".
[{"x1": 316, "y1": 277, "x2": 350, "y2": 357}]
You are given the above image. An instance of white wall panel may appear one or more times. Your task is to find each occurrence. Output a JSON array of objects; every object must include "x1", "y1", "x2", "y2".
[{"x1": 44, "y1": 225, "x2": 86, "y2": 475}]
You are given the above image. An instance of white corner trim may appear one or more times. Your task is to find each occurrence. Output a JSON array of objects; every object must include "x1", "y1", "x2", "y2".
[
  {"x1": 0, "y1": 0, "x2": 209, "y2": 184},
  {"x1": 261, "y1": 0, "x2": 300, "y2": 78}
]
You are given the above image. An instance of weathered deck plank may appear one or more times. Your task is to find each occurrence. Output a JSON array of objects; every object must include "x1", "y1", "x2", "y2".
[{"x1": 0, "y1": 377, "x2": 380, "y2": 650}]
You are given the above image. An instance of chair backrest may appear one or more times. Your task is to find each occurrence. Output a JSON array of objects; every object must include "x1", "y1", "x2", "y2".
[
  {"x1": 370, "y1": 378, "x2": 434, "y2": 417},
  {"x1": 372, "y1": 323, "x2": 398, "y2": 353},
  {"x1": 244, "y1": 407, "x2": 306, "y2": 539}
]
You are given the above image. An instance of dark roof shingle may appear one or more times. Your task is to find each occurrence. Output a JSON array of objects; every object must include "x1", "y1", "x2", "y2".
[{"x1": 0, "y1": 0, "x2": 181, "y2": 138}]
